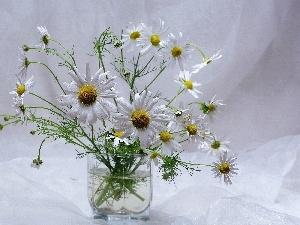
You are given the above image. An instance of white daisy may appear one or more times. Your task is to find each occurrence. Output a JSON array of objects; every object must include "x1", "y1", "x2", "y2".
[
  {"x1": 151, "y1": 122, "x2": 181, "y2": 156},
  {"x1": 160, "y1": 32, "x2": 194, "y2": 70},
  {"x1": 58, "y1": 63, "x2": 117, "y2": 124},
  {"x1": 12, "y1": 97, "x2": 30, "y2": 123},
  {"x1": 17, "y1": 49, "x2": 30, "y2": 77},
  {"x1": 137, "y1": 18, "x2": 169, "y2": 55},
  {"x1": 192, "y1": 50, "x2": 222, "y2": 74},
  {"x1": 36, "y1": 26, "x2": 50, "y2": 49},
  {"x1": 10, "y1": 74, "x2": 34, "y2": 98},
  {"x1": 200, "y1": 95, "x2": 225, "y2": 121},
  {"x1": 175, "y1": 70, "x2": 202, "y2": 98},
  {"x1": 200, "y1": 136, "x2": 230, "y2": 155},
  {"x1": 173, "y1": 101, "x2": 192, "y2": 126},
  {"x1": 182, "y1": 116, "x2": 206, "y2": 143},
  {"x1": 106, "y1": 130, "x2": 130, "y2": 146},
  {"x1": 212, "y1": 151, "x2": 238, "y2": 185},
  {"x1": 121, "y1": 22, "x2": 143, "y2": 52},
  {"x1": 113, "y1": 91, "x2": 171, "y2": 148},
  {"x1": 145, "y1": 150, "x2": 159, "y2": 168}
]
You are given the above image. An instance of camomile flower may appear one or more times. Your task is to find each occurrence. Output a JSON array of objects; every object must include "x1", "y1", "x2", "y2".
[
  {"x1": 121, "y1": 22, "x2": 143, "y2": 52},
  {"x1": 145, "y1": 150, "x2": 159, "y2": 168},
  {"x1": 36, "y1": 26, "x2": 50, "y2": 49},
  {"x1": 17, "y1": 49, "x2": 31, "y2": 77},
  {"x1": 160, "y1": 32, "x2": 194, "y2": 70},
  {"x1": 172, "y1": 101, "x2": 194, "y2": 126},
  {"x1": 200, "y1": 136, "x2": 230, "y2": 155},
  {"x1": 200, "y1": 95, "x2": 225, "y2": 121},
  {"x1": 182, "y1": 116, "x2": 206, "y2": 143},
  {"x1": 10, "y1": 74, "x2": 34, "y2": 98},
  {"x1": 106, "y1": 130, "x2": 130, "y2": 146},
  {"x1": 113, "y1": 91, "x2": 171, "y2": 148},
  {"x1": 58, "y1": 63, "x2": 117, "y2": 124},
  {"x1": 151, "y1": 122, "x2": 181, "y2": 156},
  {"x1": 192, "y1": 50, "x2": 222, "y2": 74},
  {"x1": 12, "y1": 97, "x2": 30, "y2": 123},
  {"x1": 175, "y1": 70, "x2": 201, "y2": 98},
  {"x1": 137, "y1": 18, "x2": 169, "y2": 55},
  {"x1": 212, "y1": 151, "x2": 238, "y2": 185},
  {"x1": 31, "y1": 156, "x2": 43, "y2": 170}
]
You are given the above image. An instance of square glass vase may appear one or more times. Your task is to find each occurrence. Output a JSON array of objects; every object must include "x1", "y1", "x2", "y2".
[{"x1": 87, "y1": 153, "x2": 152, "y2": 222}]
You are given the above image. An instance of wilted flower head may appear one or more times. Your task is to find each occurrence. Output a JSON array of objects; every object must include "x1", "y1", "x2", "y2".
[
  {"x1": 192, "y1": 50, "x2": 222, "y2": 74},
  {"x1": 37, "y1": 26, "x2": 50, "y2": 49}
]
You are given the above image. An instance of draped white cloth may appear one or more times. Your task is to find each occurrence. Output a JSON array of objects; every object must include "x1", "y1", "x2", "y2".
[{"x1": 0, "y1": 0, "x2": 300, "y2": 224}]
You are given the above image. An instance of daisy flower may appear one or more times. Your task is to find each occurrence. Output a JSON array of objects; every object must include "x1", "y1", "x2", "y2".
[
  {"x1": 121, "y1": 22, "x2": 143, "y2": 52},
  {"x1": 106, "y1": 130, "x2": 130, "y2": 146},
  {"x1": 17, "y1": 49, "x2": 31, "y2": 77},
  {"x1": 212, "y1": 151, "x2": 238, "y2": 185},
  {"x1": 151, "y1": 122, "x2": 181, "y2": 156},
  {"x1": 113, "y1": 91, "x2": 171, "y2": 148},
  {"x1": 160, "y1": 32, "x2": 194, "y2": 70},
  {"x1": 182, "y1": 116, "x2": 206, "y2": 143},
  {"x1": 138, "y1": 18, "x2": 169, "y2": 55},
  {"x1": 58, "y1": 63, "x2": 117, "y2": 124},
  {"x1": 145, "y1": 150, "x2": 159, "y2": 168},
  {"x1": 36, "y1": 26, "x2": 50, "y2": 49},
  {"x1": 12, "y1": 97, "x2": 30, "y2": 123},
  {"x1": 200, "y1": 95, "x2": 225, "y2": 120},
  {"x1": 10, "y1": 74, "x2": 34, "y2": 98},
  {"x1": 192, "y1": 50, "x2": 222, "y2": 74},
  {"x1": 172, "y1": 101, "x2": 193, "y2": 126},
  {"x1": 175, "y1": 70, "x2": 201, "y2": 98},
  {"x1": 200, "y1": 136, "x2": 230, "y2": 155},
  {"x1": 31, "y1": 156, "x2": 43, "y2": 170}
]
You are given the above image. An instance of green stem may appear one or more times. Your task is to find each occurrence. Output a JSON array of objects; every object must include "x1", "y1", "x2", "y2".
[
  {"x1": 29, "y1": 92, "x2": 66, "y2": 114},
  {"x1": 49, "y1": 38, "x2": 76, "y2": 66},
  {"x1": 187, "y1": 43, "x2": 207, "y2": 60},
  {"x1": 167, "y1": 88, "x2": 184, "y2": 106},
  {"x1": 30, "y1": 61, "x2": 66, "y2": 94},
  {"x1": 142, "y1": 65, "x2": 166, "y2": 92}
]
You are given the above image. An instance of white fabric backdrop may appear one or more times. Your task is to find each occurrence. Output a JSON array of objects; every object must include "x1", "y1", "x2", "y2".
[{"x1": 0, "y1": 0, "x2": 300, "y2": 224}]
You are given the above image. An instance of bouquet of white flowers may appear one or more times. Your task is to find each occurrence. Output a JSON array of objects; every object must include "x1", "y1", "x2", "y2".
[{"x1": 0, "y1": 19, "x2": 238, "y2": 219}]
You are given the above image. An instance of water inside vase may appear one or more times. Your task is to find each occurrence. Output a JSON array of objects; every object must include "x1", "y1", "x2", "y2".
[{"x1": 88, "y1": 167, "x2": 152, "y2": 215}]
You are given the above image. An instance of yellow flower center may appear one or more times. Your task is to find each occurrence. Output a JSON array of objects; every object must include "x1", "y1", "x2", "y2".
[
  {"x1": 171, "y1": 46, "x2": 182, "y2": 58},
  {"x1": 219, "y1": 162, "x2": 230, "y2": 174},
  {"x1": 208, "y1": 103, "x2": 215, "y2": 113},
  {"x1": 150, "y1": 34, "x2": 160, "y2": 46},
  {"x1": 211, "y1": 140, "x2": 221, "y2": 150},
  {"x1": 113, "y1": 131, "x2": 124, "y2": 138},
  {"x1": 16, "y1": 84, "x2": 26, "y2": 96},
  {"x1": 204, "y1": 58, "x2": 212, "y2": 65},
  {"x1": 78, "y1": 84, "x2": 98, "y2": 106},
  {"x1": 150, "y1": 152, "x2": 158, "y2": 159},
  {"x1": 131, "y1": 109, "x2": 150, "y2": 130},
  {"x1": 159, "y1": 131, "x2": 173, "y2": 143},
  {"x1": 184, "y1": 80, "x2": 193, "y2": 90},
  {"x1": 187, "y1": 124, "x2": 197, "y2": 136},
  {"x1": 130, "y1": 31, "x2": 141, "y2": 40}
]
